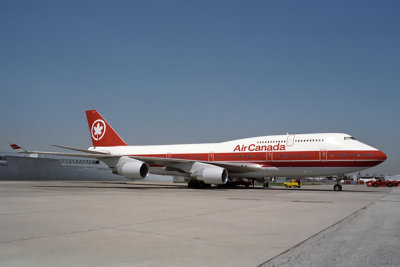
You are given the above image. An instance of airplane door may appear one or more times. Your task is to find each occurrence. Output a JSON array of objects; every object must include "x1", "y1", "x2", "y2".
[
  {"x1": 287, "y1": 135, "x2": 295, "y2": 146},
  {"x1": 266, "y1": 152, "x2": 273, "y2": 162},
  {"x1": 319, "y1": 150, "x2": 327, "y2": 161},
  {"x1": 208, "y1": 152, "x2": 214, "y2": 161}
]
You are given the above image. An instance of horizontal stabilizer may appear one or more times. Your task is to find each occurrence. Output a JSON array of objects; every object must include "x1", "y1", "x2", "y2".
[{"x1": 9, "y1": 143, "x2": 112, "y2": 158}]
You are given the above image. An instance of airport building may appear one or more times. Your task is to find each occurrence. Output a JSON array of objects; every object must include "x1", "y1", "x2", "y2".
[{"x1": 0, "y1": 153, "x2": 124, "y2": 181}]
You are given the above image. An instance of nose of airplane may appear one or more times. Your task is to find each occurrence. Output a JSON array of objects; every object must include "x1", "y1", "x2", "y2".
[{"x1": 378, "y1": 150, "x2": 387, "y2": 161}]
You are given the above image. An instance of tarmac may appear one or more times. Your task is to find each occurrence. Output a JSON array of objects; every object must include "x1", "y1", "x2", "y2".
[{"x1": 0, "y1": 181, "x2": 397, "y2": 267}]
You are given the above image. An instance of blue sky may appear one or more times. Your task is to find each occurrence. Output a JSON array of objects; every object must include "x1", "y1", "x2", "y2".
[{"x1": 1, "y1": 0, "x2": 399, "y2": 175}]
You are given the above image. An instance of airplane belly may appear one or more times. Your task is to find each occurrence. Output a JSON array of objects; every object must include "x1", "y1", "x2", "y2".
[{"x1": 149, "y1": 166, "x2": 189, "y2": 177}]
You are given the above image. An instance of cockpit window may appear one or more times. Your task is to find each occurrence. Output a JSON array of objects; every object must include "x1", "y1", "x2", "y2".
[{"x1": 344, "y1": 136, "x2": 356, "y2": 140}]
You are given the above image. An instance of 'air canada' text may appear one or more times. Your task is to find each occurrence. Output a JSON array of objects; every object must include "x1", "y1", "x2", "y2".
[{"x1": 233, "y1": 143, "x2": 286, "y2": 152}]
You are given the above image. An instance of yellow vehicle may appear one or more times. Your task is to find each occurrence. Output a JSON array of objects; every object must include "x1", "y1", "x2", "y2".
[{"x1": 284, "y1": 179, "x2": 302, "y2": 188}]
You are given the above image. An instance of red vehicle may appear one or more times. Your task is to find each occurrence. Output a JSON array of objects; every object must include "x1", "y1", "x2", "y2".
[{"x1": 366, "y1": 179, "x2": 399, "y2": 187}]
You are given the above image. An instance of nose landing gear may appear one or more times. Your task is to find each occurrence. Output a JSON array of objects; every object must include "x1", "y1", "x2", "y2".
[
  {"x1": 334, "y1": 184, "x2": 342, "y2": 191},
  {"x1": 334, "y1": 177, "x2": 343, "y2": 191}
]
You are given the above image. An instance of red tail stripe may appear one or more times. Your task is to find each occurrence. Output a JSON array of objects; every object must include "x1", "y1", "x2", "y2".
[{"x1": 85, "y1": 110, "x2": 128, "y2": 147}]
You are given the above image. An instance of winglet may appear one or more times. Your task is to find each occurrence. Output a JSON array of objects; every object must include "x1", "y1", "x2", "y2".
[
  {"x1": 9, "y1": 143, "x2": 28, "y2": 153},
  {"x1": 85, "y1": 110, "x2": 128, "y2": 147}
]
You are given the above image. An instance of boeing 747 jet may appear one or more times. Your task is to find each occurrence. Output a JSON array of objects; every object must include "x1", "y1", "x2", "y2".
[{"x1": 11, "y1": 110, "x2": 386, "y2": 191}]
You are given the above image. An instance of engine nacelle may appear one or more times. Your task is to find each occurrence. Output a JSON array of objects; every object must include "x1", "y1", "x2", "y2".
[
  {"x1": 192, "y1": 167, "x2": 228, "y2": 185},
  {"x1": 114, "y1": 158, "x2": 149, "y2": 180}
]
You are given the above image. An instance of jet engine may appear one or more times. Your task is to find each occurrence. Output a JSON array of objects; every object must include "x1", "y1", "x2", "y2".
[
  {"x1": 192, "y1": 166, "x2": 228, "y2": 185},
  {"x1": 114, "y1": 157, "x2": 149, "y2": 179}
]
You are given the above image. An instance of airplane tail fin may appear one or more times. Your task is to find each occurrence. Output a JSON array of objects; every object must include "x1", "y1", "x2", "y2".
[{"x1": 85, "y1": 110, "x2": 128, "y2": 147}]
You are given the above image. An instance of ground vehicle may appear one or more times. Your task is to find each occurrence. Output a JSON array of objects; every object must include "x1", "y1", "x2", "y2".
[
  {"x1": 284, "y1": 179, "x2": 302, "y2": 188},
  {"x1": 366, "y1": 179, "x2": 399, "y2": 187}
]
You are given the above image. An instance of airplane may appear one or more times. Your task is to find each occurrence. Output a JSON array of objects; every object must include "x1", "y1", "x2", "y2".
[{"x1": 11, "y1": 110, "x2": 387, "y2": 191}]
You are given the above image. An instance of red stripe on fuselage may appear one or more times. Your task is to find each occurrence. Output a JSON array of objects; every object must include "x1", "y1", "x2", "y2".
[{"x1": 129, "y1": 150, "x2": 386, "y2": 168}]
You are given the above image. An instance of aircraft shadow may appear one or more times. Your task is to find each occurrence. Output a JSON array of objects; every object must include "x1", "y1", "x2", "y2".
[
  {"x1": 259, "y1": 187, "x2": 387, "y2": 193},
  {"x1": 33, "y1": 181, "x2": 387, "y2": 193}
]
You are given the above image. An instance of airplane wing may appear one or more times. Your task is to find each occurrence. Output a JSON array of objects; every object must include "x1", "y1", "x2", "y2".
[
  {"x1": 10, "y1": 144, "x2": 263, "y2": 173},
  {"x1": 52, "y1": 145, "x2": 110, "y2": 155}
]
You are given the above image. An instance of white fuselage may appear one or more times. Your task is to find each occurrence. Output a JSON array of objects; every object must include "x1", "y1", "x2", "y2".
[{"x1": 90, "y1": 133, "x2": 386, "y2": 178}]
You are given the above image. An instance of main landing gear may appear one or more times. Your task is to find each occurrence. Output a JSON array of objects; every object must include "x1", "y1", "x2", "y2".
[{"x1": 188, "y1": 180, "x2": 211, "y2": 189}]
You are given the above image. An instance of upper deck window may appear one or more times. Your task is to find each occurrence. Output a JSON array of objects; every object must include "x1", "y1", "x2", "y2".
[{"x1": 344, "y1": 136, "x2": 356, "y2": 141}]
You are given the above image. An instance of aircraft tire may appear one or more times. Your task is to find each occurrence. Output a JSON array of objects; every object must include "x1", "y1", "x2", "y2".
[
  {"x1": 188, "y1": 180, "x2": 199, "y2": 189},
  {"x1": 204, "y1": 183, "x2": 212, "y2": 188},
  {"x1": 334, "y1": 184, "x2": 342, "y2": 191},
  {"x1": 188, "y1": 180, "x2": 211, "y2": 189}
]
